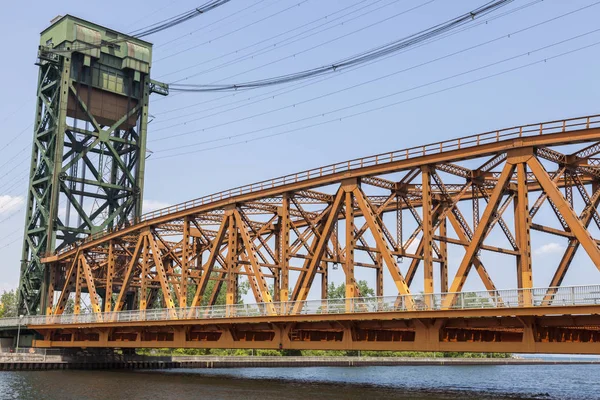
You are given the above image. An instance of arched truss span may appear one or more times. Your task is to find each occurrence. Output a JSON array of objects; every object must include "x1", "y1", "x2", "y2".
[{"x1": 42, "y1": 114, "x2": 600, "y2": 317}]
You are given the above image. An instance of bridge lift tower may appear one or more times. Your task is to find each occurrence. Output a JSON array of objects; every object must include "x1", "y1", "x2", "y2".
[{"x1": 18, "y1": 16, "x2": 168, "y2": 315}]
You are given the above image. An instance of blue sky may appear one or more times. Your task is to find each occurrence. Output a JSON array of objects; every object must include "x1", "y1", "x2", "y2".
[{"x1": 1, "y1": 0, "x2": 600, "y2": 296}]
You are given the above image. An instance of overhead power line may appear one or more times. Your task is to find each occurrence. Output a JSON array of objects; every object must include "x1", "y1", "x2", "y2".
[
  {"x1": 155, "y1": 0, "x2": 310, "y2": 63},
  {"x1": 159, "y1": 0, "x2": 378, "y2": 79},
  {"x1": 167, "y1": 0, "x2": 514, "y2": 92},
  {"x1": 155, "y1": 0, "x2": 272, "y2": 49},
  {"x1": 48, "y1": 0, "x2": 232, "y2": 53},
  {"x1": 152, "y1": 0, "x2": 542, "y2": 120},
  {"x1": 150, "y1": 0, "x2": 589, "y2": 134},
  {"x1": 152, "y1": 30, "x2": 600, "y2": 159},
  {"x1": 150, "y1": 4, "x2": 591, "y2": 140},
  {"x1": 168, "y1": 0, "x2": 429, "y2": 84},
  {"x1": 129, "y1": 0, "x2": 233, "y2": 38}
]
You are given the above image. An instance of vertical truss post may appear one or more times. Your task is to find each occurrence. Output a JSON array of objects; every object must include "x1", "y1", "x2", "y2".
[
  {"x1": 139, "y1": 236, "x2": 150, "y2": 311},
  {"x1": 565, "y1": 172, "x2": 573, "y2": 208},
  {"x1": 514, "y1": 163, "x2": 533, "y2": 306},
  {"x1": 396, "y1": 194, "x2": 403, "y2": 251},
  {"x1": 376, "y1": 252, "x2": 384, "y2": 297},
  {"x1": 439, "y1": 218, "x2": 448, "y2": 293},
  {"x1": 45, "y1": 265, "x2": 55, "y2": 316},
  {"x1": 279, "y1": 194, "x2": 291, "y2": 302},
  {"x1": 321, "y1": 262, "x2": 328, "y2": 308},
  {"x1": 105, "y1": 241, "x2": 115, "y2": 313},
  {"x1": 344, "y1": 191, "x2": 356, "y2": 312},
  {"x1": 472, "y1": 183, "x2": 480, "y2": 230},
  {"x1": 180, "y1": 216, "x2": 191, "y2": 308},
  {"x1": 226, "y1": 211, "x2": 238, "y2": 315},
  {"x1": 74, "y1": 256, "x2": 82, "y2": 315},
  {"x1": 421, "y1": 166, "x2": 434, "y2": 307}
]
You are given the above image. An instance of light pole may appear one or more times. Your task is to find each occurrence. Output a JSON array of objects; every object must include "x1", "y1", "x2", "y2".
[{"x1": 16, "y1": 315, "x2": 24, "y2": 352}]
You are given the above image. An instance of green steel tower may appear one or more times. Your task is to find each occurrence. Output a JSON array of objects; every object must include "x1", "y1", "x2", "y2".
[{"x1": 19, "y1": 15, "x2": 167, "y2": 314}]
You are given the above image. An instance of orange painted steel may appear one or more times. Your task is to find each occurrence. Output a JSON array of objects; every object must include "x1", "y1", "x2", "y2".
[{"x1": 32, "y1": 114, "x2": 600, "y2": 353}]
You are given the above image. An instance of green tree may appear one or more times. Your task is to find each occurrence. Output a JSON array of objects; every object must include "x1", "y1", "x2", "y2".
[
  {"x1": 0, "y1": 290, "x2": 18, "y2": 318},
  {"x1": 327, "y1": 280, "x2": 374, "y2": 299},
  {"x1": 185, "y1": 275, "x2": 251, "y2": 307}
]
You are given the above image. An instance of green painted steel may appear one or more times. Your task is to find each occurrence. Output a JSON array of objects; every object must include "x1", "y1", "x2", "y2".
[{"x1": 18, "y1": 15, "x2": 167, "y2": 315}]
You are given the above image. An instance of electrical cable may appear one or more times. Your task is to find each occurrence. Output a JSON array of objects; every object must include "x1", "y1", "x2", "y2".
[
  {"x1": 157, "y1": 0, "x2": 391, "y2": 77},
  {"x1": 0, "y1": 172, "x2": 29, "y2": 195},
  {"x1": 0, "y1": 124, "x2": 32, "y2": 157},
  {"x1": 152, "y1": 0, "x2": 543, "y2": 119},
  {"x1": 155, "y1": 0, "x2": 276, "y2": 49},
  {"x1": 167, "y1": 0, "x2": 514, "y2": 92},
  {"x1": 166, "y1": 0, "x2": 426, "y2": 83},
  {"x1": 151, "y1": 0, "x2": 571, "y2": 137},
  {"x1": 0, "y1": 99, "x2": 30, "y2": 124},
  {"x1": 151, "y1": 31, "x2": 600, "y2": 159},
  {"x1": 47, "y1": 0, "x2": 232, "y2": 54},
  {"x1": 155, "y1": 0, "x2": 311, "y2": 62},
  {"x1": 0, "y1": 144, "x2": 30, "y2": 173}
]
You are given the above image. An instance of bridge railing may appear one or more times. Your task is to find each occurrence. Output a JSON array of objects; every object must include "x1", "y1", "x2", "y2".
[
  {"x1": 2, "y1": 284, "x2": 599, "y2": 327},
  {"x1": 55, "y1": 114, "x2": 600, "y2": 256}
]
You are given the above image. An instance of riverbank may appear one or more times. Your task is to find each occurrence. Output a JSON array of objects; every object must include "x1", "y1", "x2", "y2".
[{"x1": 1, "y1": 354, "x2": 599, "y2": 370}]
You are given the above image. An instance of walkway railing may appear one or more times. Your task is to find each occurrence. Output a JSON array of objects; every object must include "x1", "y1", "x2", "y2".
[
  {"x1": 56, "y1": 114, "x2": 600, "y2": 255},
  {"x1": 1, "y1": 284, "x2": 599, "y2": 328}
]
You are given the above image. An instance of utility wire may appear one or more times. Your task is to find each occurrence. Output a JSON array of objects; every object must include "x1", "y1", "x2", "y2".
[
  {"x1": 152, "y1": 0, "x2": 571, "y2": 139},
  {"x1": 151, "y1": 7, "x2": 581, "y2": 138},
  {"x1": 152, "y1": 0, "x2": 542, "y2": 119},
  {"x1": 0, "y1": 237, "x2": 21, "y2": 251},
  {"x1": 0, "y1": 99, "x2": 30, "y2": 124},
  {"x1": 0, "y1": 227, "x2": 23, "y2": 245},
  {"x1": 0, "y1": 144, "x2": 30, "y2": 173},
  {"x1": 155, "y1": 0, "x2": 310, "y2": 62},
  {"x1": 48, "y1": 0, "x2": 232, "y2": 53},
  {"x1": 167, "y1": 0, "x2": 514, "y2": 92},
  {"x1": 156, "y1": 0, "x2": 276, "y2": 49},
  {"x1": 157, "y1": 0, "x2": 389, "y2": 77},
  {"x1": 0, "y1": 124, "x2": 32, "y2": 157},
  {"x1": 0, "y1": 171, "x2": 29, "y2": 194},
  {"x1": 167, "y1": 0, "x2": 420, "y2": 83},
  {"x1": 152, "y1": 31, "x2": 600, "y2": 159},
  {"x1": 153, "y1": 0, "x2": 400, "y2": 114},
  {"x1": 167, "y1": 0, "x2": 424, "y2": 83}
]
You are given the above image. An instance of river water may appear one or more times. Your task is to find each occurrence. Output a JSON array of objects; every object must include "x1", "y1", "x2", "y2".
[{"x1": 0, "y1": 364, "x2": 598, "y2": 399}]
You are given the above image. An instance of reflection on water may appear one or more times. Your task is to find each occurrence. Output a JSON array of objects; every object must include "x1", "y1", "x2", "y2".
[{"x1": 1, "y1": 364, "x2": 598, "y2": 399}]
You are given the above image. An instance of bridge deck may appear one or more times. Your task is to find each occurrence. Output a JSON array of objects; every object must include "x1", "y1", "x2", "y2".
[
  {"x1": 2, "y1": 284, "x2": 597, "y2": 327},
  {"x1": 15, "y1": 284, "x2": 600, "y2": 354}
]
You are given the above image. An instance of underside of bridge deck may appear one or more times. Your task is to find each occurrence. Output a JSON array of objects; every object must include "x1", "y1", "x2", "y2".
[{"x1": 31, "y1": 306, "x2": 600, "y2": 354}]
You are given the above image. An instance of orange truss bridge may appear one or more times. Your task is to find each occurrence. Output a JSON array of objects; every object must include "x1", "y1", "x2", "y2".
[{"x1": 11, "y1": 114, "x2": 600, "y2": 354}]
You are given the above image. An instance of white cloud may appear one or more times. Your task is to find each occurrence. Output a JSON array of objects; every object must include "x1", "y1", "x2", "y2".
[
  {"x1": 403, "y1": 239, "x2": 419, "y2": 254},
  {"x1": 142, "y1": 199, "x2": 171, "y2": 214},
  {"x1": 534, "y1": 242, "x2": 565, "y2": 256},
  {"x1": 0, "y1": 195, "x2": 24, "y2": 214}
]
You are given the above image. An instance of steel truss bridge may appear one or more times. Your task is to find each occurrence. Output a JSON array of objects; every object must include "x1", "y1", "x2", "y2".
[{"x1": 11, "y1": 114, "x2": 600, "y2": 354}]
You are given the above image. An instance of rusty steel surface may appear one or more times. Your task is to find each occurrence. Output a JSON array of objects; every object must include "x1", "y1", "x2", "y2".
[{"x1": 28, "y1": 114, "x2": 600, "y2": 353}]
